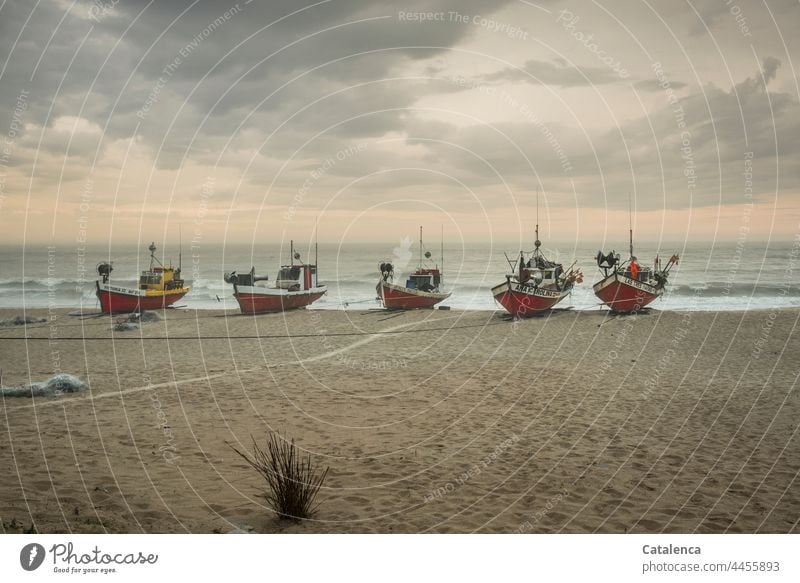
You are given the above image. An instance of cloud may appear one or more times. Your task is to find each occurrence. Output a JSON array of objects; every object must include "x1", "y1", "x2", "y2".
[
  {"x1": 762, "y1": 56, "x2": 780, "y2": 84},
  {"x1": 398, "y1": 57, "x2": 799, "y2": 211},
  {"x1": 634, "y1": 79, "x2": 688, "y2": 92},
  {"x1": 482, "y1": 58, "x2": 626, "y2": 87},
  {"x1": 1, "y1": 0, "x2": 519, "y2": 173},
  {"x1": 1, "y1": 0, "x2": 799, "y2": 243}
]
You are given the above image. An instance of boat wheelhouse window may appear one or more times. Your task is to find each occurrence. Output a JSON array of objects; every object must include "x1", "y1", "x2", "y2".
[
  {"x1": 278, "y1": 266, "x2": 301, "y2": 281},
  {"x1": 407, "y1": 273, "x2": 435, "y2": 291},
  {"x1": 139, "y1": 273, "x2": 162, "y2": 285},
  {"x1": 626, "y1": 267, "x2": 651, "y2": 282}
]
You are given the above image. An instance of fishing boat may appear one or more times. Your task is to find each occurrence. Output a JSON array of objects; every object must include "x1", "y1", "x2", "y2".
[
  {"x1": 95, "y1": 242, "x2": 189, "y2": 314},
  {"x1": 593, "y1": 217, "x2": 679, "y2": 313},
  {"x1": 491, "y1": 212, "x2": 582, "y2": 318},
  {"x1": 225, "y1": 241, "x2": 326, "y2": 314},
  {"x1": 377, "y1": 227, "x2": 450, "y2": 310}
]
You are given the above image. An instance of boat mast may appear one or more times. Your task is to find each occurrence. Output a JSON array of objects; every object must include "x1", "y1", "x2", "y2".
[
  {"x1": 179, "y1": 225, "x2": 182, "y2": 272},
  {"x1": 628, "y1": 193, "x2": 634, "y2": 259},
  {"x1": 534, "y1": 190, "x2": 541, "y2": 252},
  {"x1": 440, "y1": 224, "x2": 444, "y2": 286},
  {"x1": 419, "y1": 226, "x2": 423, "y2": 270},
  {"x1": 290, "y1": 239, "x2": 294, "y2": 266}
]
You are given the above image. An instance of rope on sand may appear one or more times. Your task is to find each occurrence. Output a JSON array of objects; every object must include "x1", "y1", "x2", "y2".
[
  {"x1": 0, "y1": 319, "x2": 505, "y2": 341},
  {"x1": 5, "y1": 316, "x2": 488, "y2": 409}
]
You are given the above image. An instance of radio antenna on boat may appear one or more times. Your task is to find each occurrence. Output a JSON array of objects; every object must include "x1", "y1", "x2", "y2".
[
  {"x1": 148, "y1": 241, "x2": 158, "y2": 269},
  {"x1": 503, "y1": 251, "x2": 515, "y2": 271},
  {"x1": 440, "y1": 224, "x2": 444, "y2": 286},
  {"x1": 628, "y1": 192, "x2": 634, "y2": 258},
  {"x1": 179, "y1": 224, "x2": 182, "y2": 272},
  {"x1": 419, "y1": 226, "x2": 423, "y2": 269},
  {"x1": 535, "y1": 190, "x2": 541, "y2": 250}
]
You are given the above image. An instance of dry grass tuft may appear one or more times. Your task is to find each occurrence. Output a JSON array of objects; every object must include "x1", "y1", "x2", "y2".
[{"x1": 231, "y1": 433, "x2": 328, "y2": 521}]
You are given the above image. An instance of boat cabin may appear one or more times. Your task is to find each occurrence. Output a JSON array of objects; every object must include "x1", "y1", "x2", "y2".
[
  {"x1": 276, "y1": 264, "x2": 319, "y2": 291},
  {"x1": 623, "y1": 263, "x2": 653, "y2": 283},
  {"x1": 518, "y1": 255, "x2": 562, "y2": 290},
  {"x1": 520, "y1": 266, "x2": 561, "y2": 288},
  {"x1": 405, "y1": 268, "x2": 440, "y2": 292},
  {"x1": 139, "y1": 266, "x2": 183, "y2": 291}
]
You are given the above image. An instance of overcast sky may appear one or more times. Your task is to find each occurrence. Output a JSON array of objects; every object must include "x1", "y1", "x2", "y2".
[{"x1": 0, "y1": 0, "x2": 798, "y2": 246}]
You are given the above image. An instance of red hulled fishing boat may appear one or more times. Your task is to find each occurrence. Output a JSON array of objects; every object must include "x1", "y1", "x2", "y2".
[
  {"x1": 492, "y1": 216, "x2": 582, "y2": 318},
  {"x1": 95, "y1": 242, "x2": 189, "y2": 314},
  {"x1": 225, "y1": 241, "x2": 326, "y2": 314},
  {"x1": 593, "y1": 221, "x2": 679, "y2": 314},
  {"x1": 377, "y1": 227, "x2": 450, "y2": 310}
]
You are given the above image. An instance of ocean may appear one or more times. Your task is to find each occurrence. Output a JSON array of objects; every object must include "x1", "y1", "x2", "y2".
[{"x1": 0, "y1": 240, "x2": 797, "y2": 313}]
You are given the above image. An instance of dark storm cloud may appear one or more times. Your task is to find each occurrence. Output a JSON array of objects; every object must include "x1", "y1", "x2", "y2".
[
  {"x1": 400, "y1": 57, "x2": 799, "y2": 210},
  {"x1": 0, "y1": 0, "x2": 515, "y2": 152},
  {"x1": 1, "y1": 0, "x2": 798, "y2": 220}
]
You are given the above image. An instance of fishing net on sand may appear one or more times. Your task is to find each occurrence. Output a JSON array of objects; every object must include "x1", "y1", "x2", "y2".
[
  {"x1": 0, "y1": 315, "x2": 47, "y2": 327},
  {"x1": 0, "y1": 374, "x2": 86, "y2": 398},
  {"x1": 131, "y1": 311, "x2": 161, "y2": 322}
]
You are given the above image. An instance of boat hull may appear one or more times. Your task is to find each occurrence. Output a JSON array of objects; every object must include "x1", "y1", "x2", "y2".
[
  {"x1": 96, "y1": 283, "x2": 188, "y2": 314},
  {"x1": 593, "y1": 272, "x2": 662, "y2": 313},
  {"x1": 234, "y1": 284, "x2": 326, "y2": 314},
  {"x1": 491, "y1": 279, "x2": 571, "y2": 318},
  {"x1": 378, "y1": 281, "x2": 450, "y2": 310}
]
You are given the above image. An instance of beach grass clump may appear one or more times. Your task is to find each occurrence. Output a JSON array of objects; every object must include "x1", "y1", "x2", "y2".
[{"x1": 230, "y1": 433, "x2": 328, "y2": 521}]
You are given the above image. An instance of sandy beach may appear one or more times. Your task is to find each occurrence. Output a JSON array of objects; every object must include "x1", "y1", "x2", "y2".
[{"x1": 0, "y1": 306, "x2": 798, "y2": 534}]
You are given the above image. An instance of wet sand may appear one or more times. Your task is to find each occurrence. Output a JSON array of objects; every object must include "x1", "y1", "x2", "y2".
[{"x1": 0, "y1": 306, "x2": 798, "y2": 533}]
